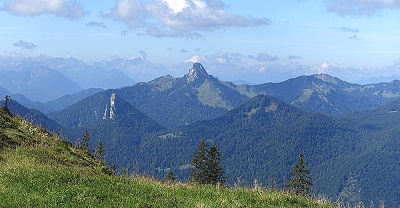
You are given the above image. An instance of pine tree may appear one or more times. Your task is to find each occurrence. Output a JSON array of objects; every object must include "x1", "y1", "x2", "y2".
[
  {"x1": 3, "y1": 95, "x2": 10, "y2": 114},
  {"x1": 205, "y1": 144, "x2": 225, "y2": 185},
  {"x1": 165, "y1": 170, "x2": 176, "y2": 182},
  {"x1": 94, "y1": 140, "x2": 105, "y2": 165},
  {"x1": 189, "y1": 140, "x2": 225, "y2": 186},
  {"x1": 285, "y1": 152, "x2": 313, "y2": 197},
  {"x1": 81, "y1": 130, "x2": 90, "y2": 153},
  {"x1": 189, "y1": 139, "x2": 208, "y2": 184}
]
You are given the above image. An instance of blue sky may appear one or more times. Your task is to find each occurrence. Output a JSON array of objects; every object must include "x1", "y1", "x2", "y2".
[{"x1": 1, "y1": 0, "x2": 400, "y2": 83}]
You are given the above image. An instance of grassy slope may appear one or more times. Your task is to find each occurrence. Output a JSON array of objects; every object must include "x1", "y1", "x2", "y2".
[{"x1": 0, "y1": 108, "x2": 332, "y2": 207}]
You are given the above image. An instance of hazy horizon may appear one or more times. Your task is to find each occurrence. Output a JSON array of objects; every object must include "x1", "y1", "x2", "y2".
[{"x1": 1, "y1": 0, "x2": 400, "y2": 84}]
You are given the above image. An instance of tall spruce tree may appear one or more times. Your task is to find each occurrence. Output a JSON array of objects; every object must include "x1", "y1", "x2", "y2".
[
  {"x1": 189, "y1": 140, "x2": 225, "y2": 185},
  {"x1": 3, "y1": 95, "x2": 10, "y2": 113},
  {"x1": 81, "y1": 130, "x2": 90, "y2": 153},
  {"x1": 285, "y1": 151, "x2": 313, "y2": 197},
  {"x1": 189, "y1": 139, "x2": 208, "y2": 184},
  {"x1": 206, "y1": 144, "x2": 225, "y2": 185},
  {"x1": 94, "y1": 140, "x2": 105, "y2": 165}
]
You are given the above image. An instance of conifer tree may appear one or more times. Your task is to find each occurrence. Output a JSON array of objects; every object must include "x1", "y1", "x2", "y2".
[
  {"x1": 94, "y1": 140, "x2": 105, "y2": 165},
  {"x1": 3, "y1": 95, "x2": 10, "y2": 113},
  {"x1": 285, "y1": 151, "x2": 313, "y2": 197},
  {"x1": 189, "y1": 140, "x2": 225, "y2": 186},
  {"x1": 81, "y1": 130, "x2": 90, "y2": 153},
  {"x1": 189, "y1": 139, "x2": 208, "y2": 184},
  {"x1": 206, "y1": 144, "x2": 225, "y2": 185}
]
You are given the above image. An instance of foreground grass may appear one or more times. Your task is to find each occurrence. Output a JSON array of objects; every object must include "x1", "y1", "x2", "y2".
[
  {"x1": 0, "y1": 109, "x2": 333, "y2": 207},
  {"x1": 0, "y1": 166, "x2": 333, "y2": 207}
]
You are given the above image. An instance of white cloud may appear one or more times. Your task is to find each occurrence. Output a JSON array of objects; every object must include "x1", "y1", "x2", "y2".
[
  {"x1": 326, "y1": 0, "x2": 400, "y2": 16},
  {"x1": 137, "y1": 25, "x2": 205, "y2": 39},
  {"x1": 105, "y1": 0, "x2": 271, "y2": 38},
  {"x1": 86, "y1": 21, "x2": 107, "y2": 28},
  {"x1": 312, "y1": 62, "x2": 339, "y2": 74},
  {"x1": 13, "y1": 40, "x2": 37, "y2": 50},
  {"x1": 256, "y1": 53, "x2": 279, "y2": 62},
  {"x1": 155, "y1": 0, "x2": 270, "y2": 31},
  {"x1": 258, "y1": 67, "x2": 266, "y2": 73},
  {"x1": 162, "y1": 0, "x2": 188, "y2": 13},
  {"x1": 205, "y1": 52, "x2": 232, "y2": 64},
  {"x1": 288, "y1": 55, "x2": 302, "y2": 60},
  {"x1": 340, "y1": 27, "x2": 359, "y2": 33},
  {"x1": 3, "y1": 0, "x2": 87, "y2": 19},
  {"x1": 105, "y1": 0, "x2": 148, "y2": 28},
  {"x1": 185, "y1": 56, "x2": 202, "y2": 63},
  {"x1": 180, "y1": 48, "x2": 188, "y2": 53}
]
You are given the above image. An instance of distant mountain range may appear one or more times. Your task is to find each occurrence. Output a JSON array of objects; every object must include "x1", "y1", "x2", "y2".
[
  {"x1": 0, "y1": 56, "x2": 136, "y2": 101},
  {"x1": 236, "y1": 73, "x2": 400, "y2": 116},
  {"x1": 0, "y1": 66, "x2": 82, "y2": 102},
  {"x1": 96, "y1": 64, "x2": 400, "y2": 128},
  {"x1": 3, "y1": 62, "x2": 400, "y2": 206}
]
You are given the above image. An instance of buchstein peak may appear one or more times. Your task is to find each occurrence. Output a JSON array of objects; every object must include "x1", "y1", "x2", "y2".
[{"x1": 186, "y1": 62, "x2": 210, "y2": 83}]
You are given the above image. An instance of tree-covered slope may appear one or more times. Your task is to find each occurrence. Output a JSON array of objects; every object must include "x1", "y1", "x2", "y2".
[
  {"x1": 0, "y1": 108, "x2": 332, "y2": 207},
  {"x1": 0, "y1": 99, "x2": 64, "y2": 133},
  {"x1": 135, "y1": 95, "x2": 400, "y2": 206},
  {"x1": 47, "y1": 90, "x2": 166, "y2": 169},
  {"x1": 138, "y1": 94, "x2": 358, "y2": 184}
]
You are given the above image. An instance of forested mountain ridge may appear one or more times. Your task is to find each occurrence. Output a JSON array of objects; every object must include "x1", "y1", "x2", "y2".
[
  {"x1": 47, "y1": 90, "x2": 166, "y2": 169},
  {"x1": 346, "y1": 97, "x2": 400, "y2": 130},
  {"x1": 0, "y1": 99, "x2": 64, "y2": 133},
  {"x1": 237, "y1": 73, "x2": 400, "y2": 115},
  {"x1": 133, "y1": 94, "x2": 400, "y2": 206},
  {"x1": 40, "y1": 88, "x2": 104, "y2": 114},
  {"x1": 48, "y1": 91, "x2": 134, "y2": 128},
  {"x1": 136, "y1": 95, "x2": 360, "y2": 196}
]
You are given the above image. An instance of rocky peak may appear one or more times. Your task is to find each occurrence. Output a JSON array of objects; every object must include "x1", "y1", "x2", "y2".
[
  {"x1": 186, "y1": 63, "x2": 209, "y2": 82},
  {"x1": 103, "y1": 93, "x2": 117, "y2": 120}
]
